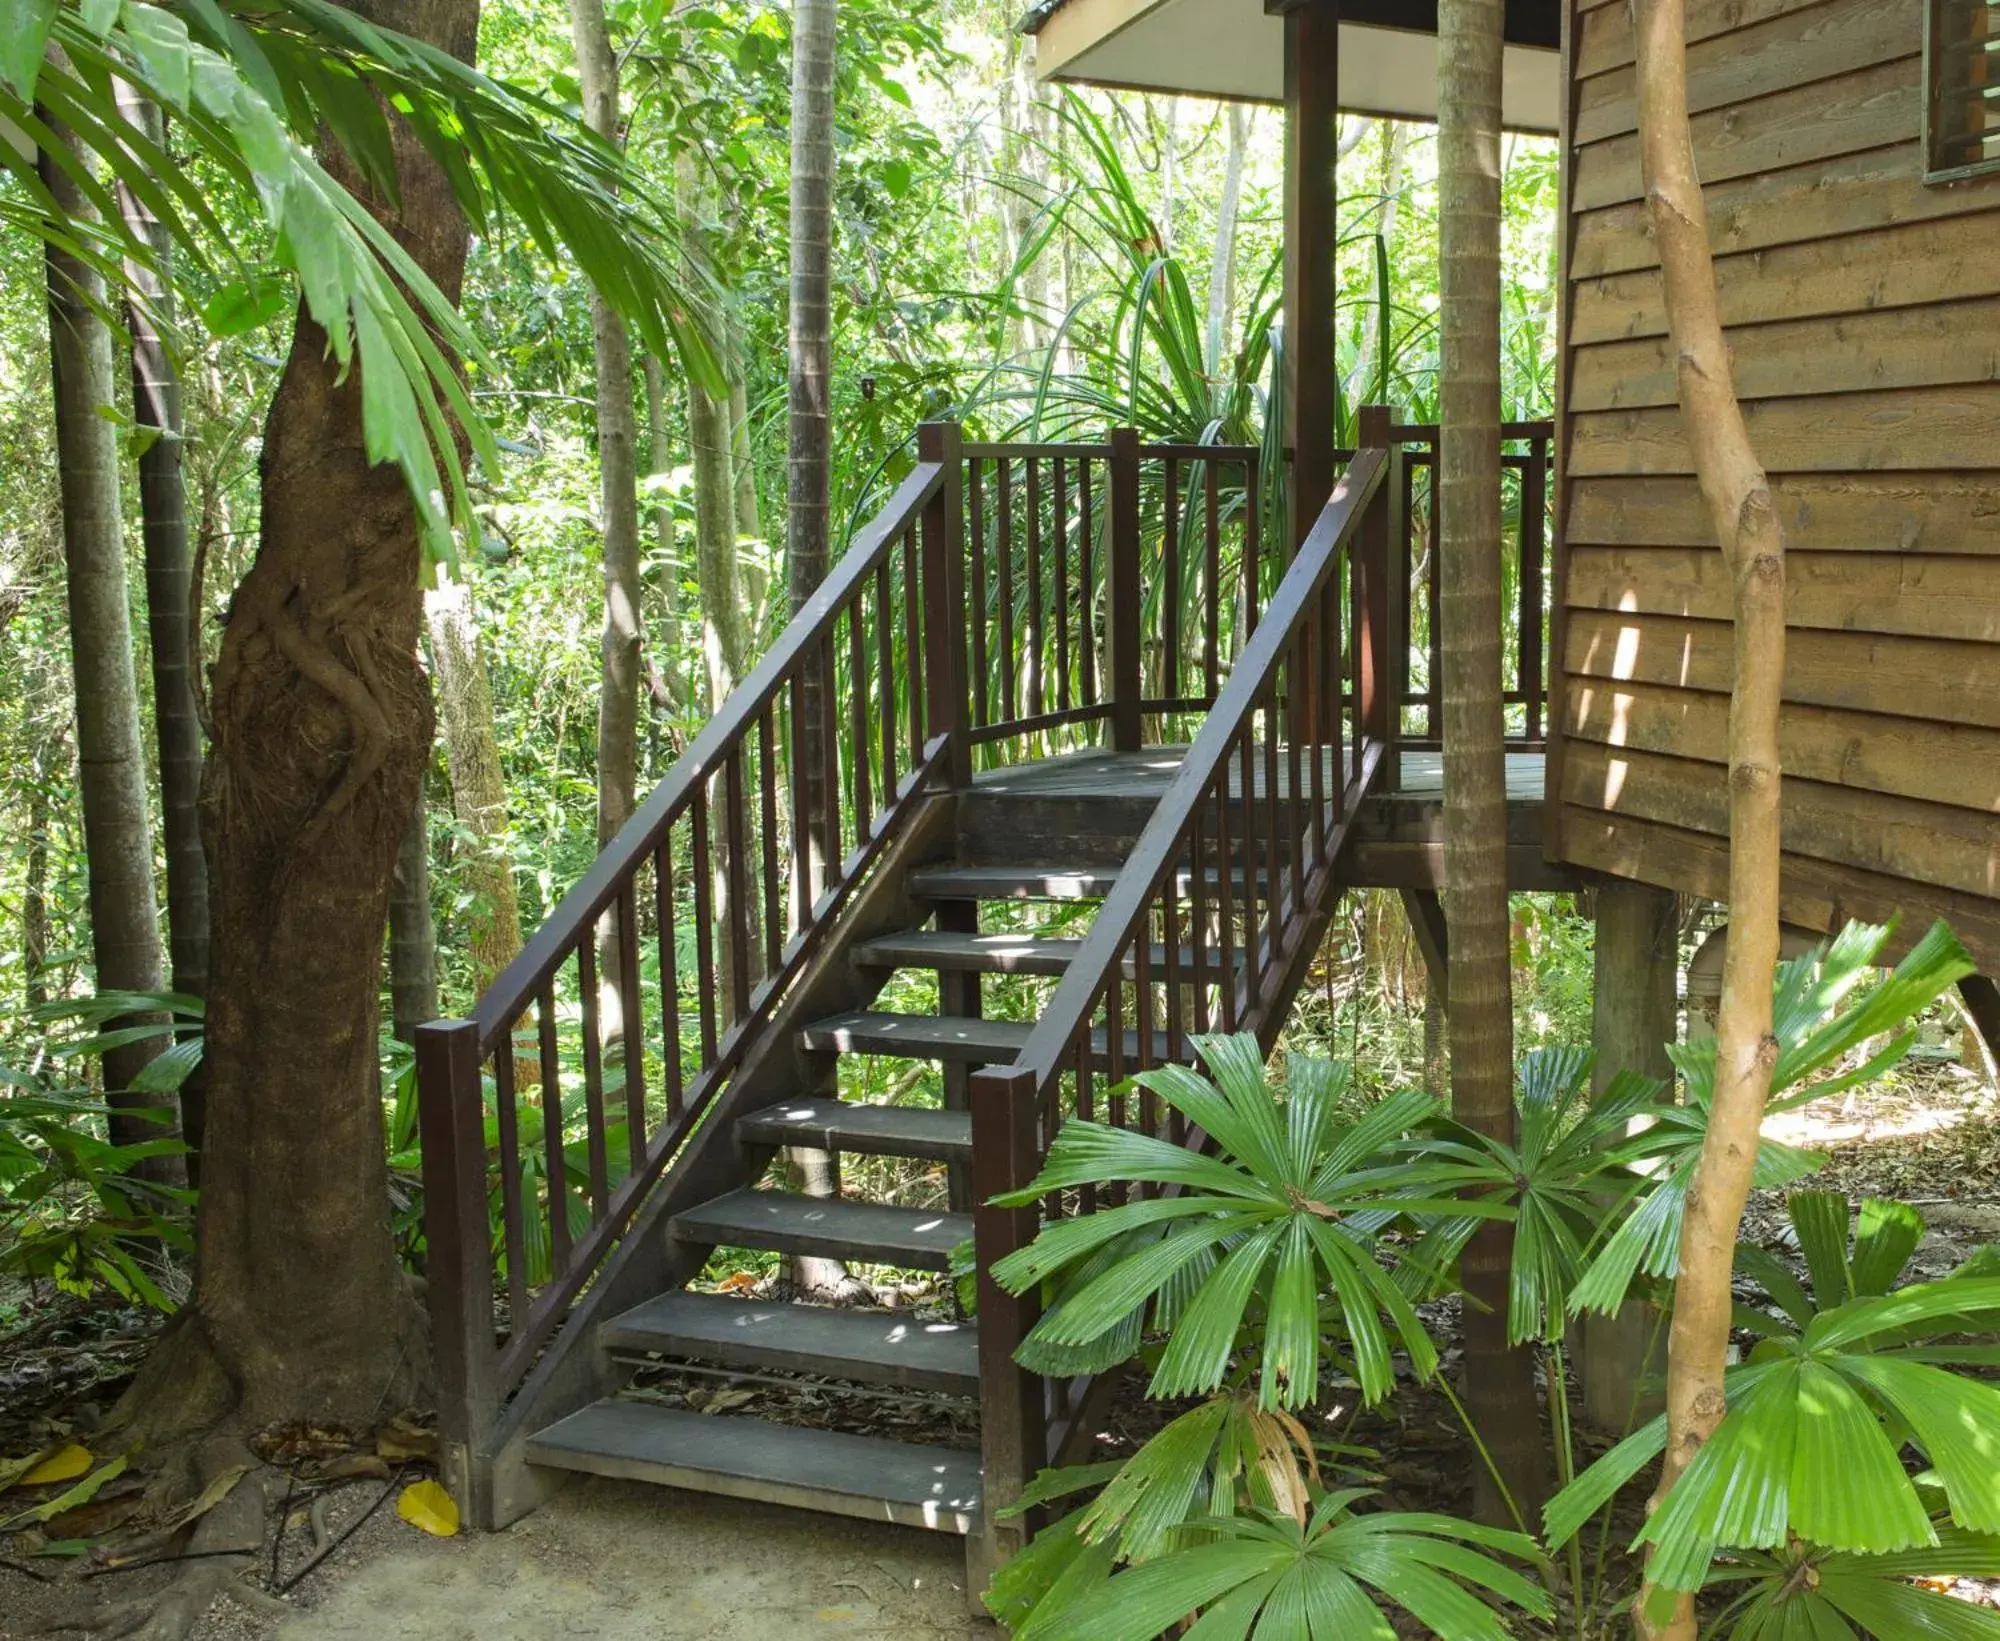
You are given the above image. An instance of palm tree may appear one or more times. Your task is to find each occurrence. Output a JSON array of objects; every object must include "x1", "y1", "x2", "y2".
[{"x1": 1436, "y1": 0, "x2": 1543, "y2": 1524}]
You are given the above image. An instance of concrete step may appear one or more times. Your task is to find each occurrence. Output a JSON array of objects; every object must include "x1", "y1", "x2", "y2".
[
  {"x1": 601, "y1": 1290, "x2": 977, "y2": 1395},
  {"x1": 526, "y1": 1399, "x2": 981, "y2": 1534},
  {"x1": 736, "y1": 1096, "x2": 972, "y2": 1164},
  {"x1": 672, "y1": 1188, "x2": 971, "y2": 1271}
]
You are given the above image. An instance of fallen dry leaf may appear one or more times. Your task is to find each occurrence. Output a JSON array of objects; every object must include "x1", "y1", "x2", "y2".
[
  {"x1": 395, "y1": 1478, "x2": 459, "y2": 1537},
  {"x1": 1, "y1": 1455, "x2": 129, "y2": 1531},
  {"x1": 375, "y1": 1416, "x2": 437, "y2": 1464},
  {"x1": 13, "y1": 1444, "x2": 93, "y2": 1490}
]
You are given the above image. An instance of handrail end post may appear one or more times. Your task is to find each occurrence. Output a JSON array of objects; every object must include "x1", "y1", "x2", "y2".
[
  {"x1": 415, "y1": 1016, "x2": 497, "y2": 1524},
  {"x1": 1107, "y1": 427, "x2": 1144, "y2": 752},
  {"x1": 919, "y1": 420, "x2": 973, "y2": 789},
  {"x1": 968, "y1": 1065, "x2": 1047, "y2": 1579}
]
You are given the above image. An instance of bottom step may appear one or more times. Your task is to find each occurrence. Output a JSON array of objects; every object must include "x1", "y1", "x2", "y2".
[{"x1": 526, "y1": 1398, "x2": 982, "y2": 1534}]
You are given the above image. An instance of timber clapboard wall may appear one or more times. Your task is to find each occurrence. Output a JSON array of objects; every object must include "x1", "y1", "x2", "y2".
[{"x1": 1548, "y1": 0, "x2": 2000, "y2": 968}]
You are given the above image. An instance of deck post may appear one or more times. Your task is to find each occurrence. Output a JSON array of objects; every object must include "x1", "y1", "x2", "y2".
[
  {"x1": 918, "y1": 421, "x2": 970, "y2": 788},
  {"x1": 967, "y1": 1064, "x2": 1047, "y2": 1586},
  {"x1": 1356, "y1": 405, "x2": 1403, "y2": 790},
  {"x1": 1283, "y1": 0, "x2": 1340, "y2": 556},
  {"x1": 415, "y1": 1017, "x2": 498, "y2": 1525},
  {"x1": 1573, "y1": 881, "x2": 1679, "y2": 1431},
  {"x1": 1108, "y1": 426, "x2": 1144, "y2": 751}
]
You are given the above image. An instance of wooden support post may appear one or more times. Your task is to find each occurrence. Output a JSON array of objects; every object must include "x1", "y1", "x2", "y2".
[
  {"x1": 1574, "y1": 881, "x2": 1678, "y2": 1433},
  {"x1": 1108, "y1": 427, "x2": 1143, "y2": 751},
  {"x1": 1400, "y1": 887, "x2": 1449, "y2": 1005},
  {"x1": 415, "y1": 1017, "x2": 498, "y2": 1524},
  {"x1": 1284, "y1": 0, "x2": 1340, "y2": 555},
  {"x1": 1960, "y1": 975, "x2": 2000, "y2": 1082},
  {"x1": 919, "y1": 421, "x2": 970, "y2": 789},
  {"x1": 967, "y1": 1065, "x2": 1047, "y2": 1592},
  {"x1": 1518, "y1": 434, "x2": 1548, "y2": 743}
]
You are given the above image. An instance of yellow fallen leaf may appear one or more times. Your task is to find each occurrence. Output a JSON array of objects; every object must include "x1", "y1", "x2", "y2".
[
  {"x1": 161, "y1": 1464, "x2": 250, "y2": 1533},
  {"x1": 19, "y1": 1445, "x2": 93, "y2": 1488},
  {"x1": 395, "y1": 1478, "x2": 459, "y2": 1537},
  {"x1": 0, "y1": 1455, "x2": 129, "y2": 1530}
]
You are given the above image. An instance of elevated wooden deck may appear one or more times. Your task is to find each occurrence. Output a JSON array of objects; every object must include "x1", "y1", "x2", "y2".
[{"x1": 961, "y1": 745, "x2": 1579, "y2": 891}]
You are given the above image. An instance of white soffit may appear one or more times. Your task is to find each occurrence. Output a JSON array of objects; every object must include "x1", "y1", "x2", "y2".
[{"x1": 1031, "y1": 0, "x2": 1561, "y2": 135}]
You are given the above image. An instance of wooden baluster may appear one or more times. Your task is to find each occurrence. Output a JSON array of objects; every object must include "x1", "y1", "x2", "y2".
[
  {"x1": 997, "y1": 457, "x2": 1016, "y2": 725},
  {"x1": 1263, "y1": 701, "x2": 1283, "y2": 967},
  {"x1": 1188, "y1": 807, "x2": 1212, "y2": 1033},
  {"x1": 759, "y1": 711, "x2": 781, "y2": 973},
  {"x1": 1356, "y1": 408, "x2": 1400, "y2": 790},
  {"x1": 575, "y1": 939, "x2": 611, "y2": 1214},
  {"x1": 1214, "y1": 781, "x2": 1239, "y2": 1032},
  {"x1": 1285, "y1": 642, "x2": 1304, "y2": 900},
  {"x1": 787, "y1": 673, "x2": 810, "y2": 929},
  {"x1": 1025, "y1": 459, "x2": 1044, "y2": 718},
  {"x1": 820, "y1": 627, "x2": 843, "y2": 864},
  {"x1": 1237, "y1": 732, "x2": 1264, "y2": 1008},
  {"x1": 1204, "y1": 456, "x2": 1222, "y2": 699},
  {"x1": 1133, "y1": 916, "x2": 1158, "y2": 1170},
  {"x1": 1427, "y1": 450, "x2": 1442, "y2": 743},
  {"x1": 1105, "y1": 977, "x2": 1128, "y2": 1143},
  {"x1": 1162, "y1": 879, "x2": 1186, "y2": 1128},
  {"x1": 875, "y1": 561, "x2": 898, "y2": 799},
  {"x1": 724, "y1": 747, "x2": 752, "y2": 1028},
  {"x1": 494, "y1": 1045, "x2": 528, "y2": 1321},
  {"x1": 969, "y1": 457, "x2": 989, "y2": 731},
  {"x1": 1520, "y1": 435, "x2": 1547, "y2": 743},
  {"x1": 536, "y1": 984, "x2": 570, "y2": 1265},
  {"x1": 903, "y1": 530, "x2": 924, "y2": 768},
  {"x1": 617, "y1": 878, "x2": 647, "y2": 1154},
  {"x1": 1320, "y1": 565, "x2": 1345, "y2": 821},
  {"x1": 1108, "y1": 428, "x2": 1142, "y2": 751},
  {"x1": 847, "y1": 604, "x2": 871, "y2": 832},
  {"x1": 1078, "y1": 458, "x2": 1096, "y2": 706},
  {"x1": 1163, "y1": 456, "x2": 1181, "y2": 706},
  {"x1": 690, "y1": 788, "x2": 718, "y2": 1063},
  {"x1": 1243, "y1": 453, "x2": 1262, "y2": 640},
  {"x1": 1307, "y1": 610, "x2": 1329, "y2": 862},
  {"x1": 1053, "y1": 455, "x2": 1071, "y2": 712},
  {"x1": 652, "y1": 847, "x2": 683, "y2": 1123}
]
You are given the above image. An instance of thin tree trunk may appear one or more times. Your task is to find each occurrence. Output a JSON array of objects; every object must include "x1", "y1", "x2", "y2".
[
  {"x1": 729, "y1": 362, "x2": 761, "y2": 544},
  {"x1": 39, "y1": 114, "x2": 174, "y2": 1159},
  {"x1": 1437, "y1": 0, "x2": 1543, "y2": 1526},
  {"x1": 387, "y1": 794, "x2": 438, "y2": 1044},
  {"x1": 1633, "y1": 0, "x2": 1786, "y2": 1626},
  {"x1": 121, "y1": 0, "x2": 479, "y2": 1443},
  {"x1": 1355, "y1": 121, "x2": 1409, "y2": 408},
  {"x1": 424, "y1": 567, "x2": 523, "y2": 992},
  {"x1": 643, "y1": 353, "x2": 688, "y2": 721},
  {"x1": 116, "y1": 84, "x2": 211, "y2": 1166},
  {"x1": 23, "y1": 741, "x2": 54, "y2": 1011},
  {"x1": 569, "y1": 0, "x2": 643, "y2": 852},
  {"x1": 1206, "y1": 104, "x2": 1249, "y2": 392}
]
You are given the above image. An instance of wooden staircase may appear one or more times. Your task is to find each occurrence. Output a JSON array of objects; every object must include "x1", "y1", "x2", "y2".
[{"x1": 411, "y1": 414, "x2": 1552, "y2": 1588}]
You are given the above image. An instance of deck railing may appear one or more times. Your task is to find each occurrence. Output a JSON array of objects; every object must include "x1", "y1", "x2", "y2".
[{"x1": 413, "y1": 409, "x2": 1553, "y2": 1509}]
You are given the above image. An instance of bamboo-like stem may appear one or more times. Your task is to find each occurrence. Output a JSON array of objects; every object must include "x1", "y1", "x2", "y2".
[{"x1": 1633, "y1": 0, "x2": 1788, "y2": 1628}]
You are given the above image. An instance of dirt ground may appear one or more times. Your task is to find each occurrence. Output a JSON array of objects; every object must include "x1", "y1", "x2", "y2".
[{"x1": 1, "y1": 1475, "x2": 990, "y2": 1640}]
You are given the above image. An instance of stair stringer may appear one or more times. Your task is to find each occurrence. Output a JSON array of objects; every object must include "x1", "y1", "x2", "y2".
[{"x1": 470, "y1": 793, "x2": 961, "y2": 1528}]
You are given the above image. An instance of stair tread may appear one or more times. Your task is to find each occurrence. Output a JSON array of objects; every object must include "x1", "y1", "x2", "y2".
[
  {"x1": 855, "y1": 929, "x2": 1235, "y2": 977},
  {"x1": 674, "y1": 1188, "x2": 971, "y2": 1270},
  {"x1": 526, "y1": 1399, "x2": 981, "y2": 1533},
  {"x1": 909, "y1": 863, "x2": 1270, "y2": 902},
  {"x1": 602, "y1": 1290, "x2": 977, "y2": 1393},
  {"x1": 737, "y1": 1096, "x2": 972, "y2": 1163},
  {"x1": 799, "y1": 1010, "x2": 1034, "y2": 1063}
]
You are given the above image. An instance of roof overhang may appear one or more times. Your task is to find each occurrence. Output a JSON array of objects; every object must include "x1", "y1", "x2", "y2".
[{"x1": 1025, "y1": 0, "x2": 1562, "y2": 134}]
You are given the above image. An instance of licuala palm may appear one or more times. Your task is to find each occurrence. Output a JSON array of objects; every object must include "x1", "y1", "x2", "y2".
[
  {"x1": 1547, "y1": 1186, "x2": 2000, "y2": 1623},
  {"x1": 990, "y1": 1035, "x2": 1506, "y2": 1410},
  {"x1": 987, "y1": 1035, "x2": 1550, "y2": 1641}
]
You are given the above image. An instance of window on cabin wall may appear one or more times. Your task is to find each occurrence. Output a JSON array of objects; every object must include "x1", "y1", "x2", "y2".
[{"x1": 1928, "y1": 0, "x2": 2000, "y2": 179}]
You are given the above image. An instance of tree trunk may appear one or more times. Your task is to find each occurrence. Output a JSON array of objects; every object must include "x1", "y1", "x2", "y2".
[
  {"x1": 1437, "y1": 0, "x2": 1544, "y2": 1526},
  {"x1": 23, "y1": 740, "x2": 54, "y2": 1011},
  {"x1": 116, "y1": 84, "x2": 211, "y2": 1165},
  {"x1": 39, "y1": 116, "x2": 174, "y2": 1157},
  {"x1": 786, "y1": 0, "x2": 846, "y2": 1295},
  {"x1": 569, "y1": 0, "x2": 643, "y2": 852},
  {"x1": 121, "y1": 0, "x2": 479, "y2": 1444},
  {"x1": 425, "y1": 566, "x2": 523, "y2": 992},
  {"x1": 387, "y1": 794, "x2": 438, "y2": 1044},
  {"x1": 1205, "y1": 104, "x2": 1249, "y2": 392},
  {"x1": 1633, "y1": 0, "x2": 1787, "y2": 1625},
  {"x1": 1355, "y1": 121, "x2": 1408, "y2": 409},
  {"x1": 642, "y1": 353, "x2": 688, "y2": 722}
]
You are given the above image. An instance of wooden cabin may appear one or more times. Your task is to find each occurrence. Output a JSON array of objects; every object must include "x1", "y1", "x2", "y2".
[{"x1": 408, "y1": 0, "x2": 2000, "y2": 1603}]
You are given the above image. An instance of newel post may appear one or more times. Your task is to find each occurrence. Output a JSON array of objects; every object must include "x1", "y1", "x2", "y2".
[
  {"x1": 414, "y1": 1017, "x2": 497, "y2": 1523},
  {"x1": 918, "y1": 421, "x2": 971, "y2": 787},
  {"x1": 967, "y1": 1064, "x2": 1047, "y2": 1585},
  {"x1": 1107, "y1": 426, "x2": 1143, "y2": 752},
  {"x1": 1355, "y1": 404, "x2": 1404, "y2": 791}
]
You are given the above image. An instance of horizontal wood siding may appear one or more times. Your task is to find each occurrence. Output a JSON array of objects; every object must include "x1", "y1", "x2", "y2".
[{"x1": 1553, "y1": 0, "x2": 2000, "y2": 968}]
